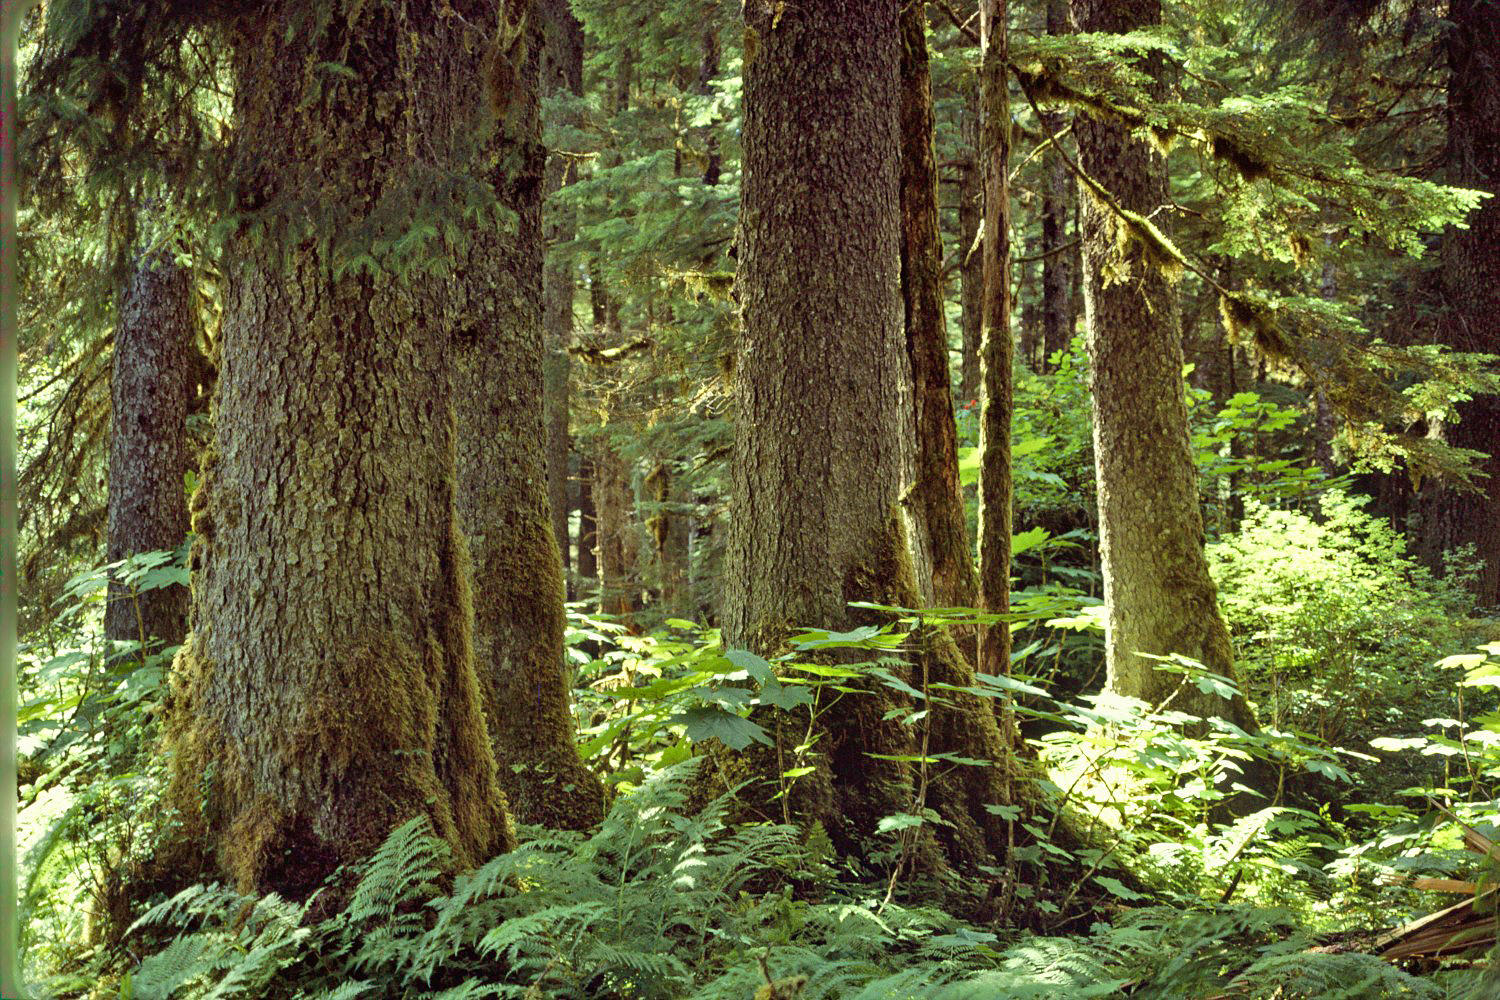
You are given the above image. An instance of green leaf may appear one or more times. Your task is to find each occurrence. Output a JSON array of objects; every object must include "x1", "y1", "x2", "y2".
[
  {"x1": 675, "y1": 706, "x2": 770, "y2": 751},
  {"x1": 757, "y1": 677, "x2": 813, "y2": 711},
  {"x1": 1093, "y1": 875, "x2": 1146, "y2": 901},
  {"x1": 876, "y1": 813, "x2": 926, "y2": 835},
  {"x1": 724, "y1": 648, "x2": 775, "y2": 684}
]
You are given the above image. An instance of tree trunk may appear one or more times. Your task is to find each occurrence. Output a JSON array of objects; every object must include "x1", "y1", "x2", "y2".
[
  {"x1": 594, "y1": 443, "x2": 638, "y2": 619},
  {"x1": 719, "y1": 0, "x2": 1019, "y2": 912},
  {"x1": 451, "y1": 10, "x2": 603, "y2": 833},
  {"x1": 900, "y1": 1, "x2": 978, "y2": 610},
  {"x1": 1072, "y1": 0, "x2": 1257, "y2": 731},
  {"x1": 1039, "y1": 0, "x2": 1073, "y2": 374},
  {"x1": 1416, "y1": 0, "x2": 1500, "y2": 605},
  {"x1": 105, "y1": 249, "x2": 191, "y2": 650},
  {"x1": 978, "y1": 0, "x2": 1014, "y2": 683},
  {"x1": 958, "y1": 86, "x2": 983, "y2": 408},
  {"x1": 540, "y1": 0, "x2": 583, "y2": 572},
  {"x1": 159, "y1": 0, "x2": 513, "y2": 899},
  {"x1": 576, "y1": 455, "x2": 598, "y2": 589}
]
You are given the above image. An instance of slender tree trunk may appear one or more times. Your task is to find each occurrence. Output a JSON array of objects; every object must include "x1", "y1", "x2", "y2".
[
  {"x1": 451, "y1": 9, "x2": 603, "y2": 832},
  {"x1": 105, "y1": 250, "x2": 192, "y2": 649},
  {"x1": 1039, "y1": 0, "x2": 1073, "y2": 374},
  {"x1": 719, "y1": 0, "x2": 1020, "y2": 912},
  {"x1": 594, "y1": 444, "x2": 637, "y2": 619},
  {"x1": 159, "y1": 0, "x2": 512, "y2": 898},
  {"x1": 1416, "y1": 0, "x2": 1500, "y2": 605},
  {"x1": 958, "y1": 87, "x2": 983, "y2": 407},
  {"x1": 696, "y1": 16, "x2": 723, "y2": 186},
  {"x1": 978, "y1": 0, "x2": 1014, "y2": 684},
  {"x1": 1072, "y1": 0, "x2": 1257, "y2": 731},
  {"x1": 900, "y1": 1, "x2": 978, "y2": 610},
  {"x1": 1313, "y1": 259, "x2": 1338, "y2": 475},
  {"x1": 576, "y1": 455, "x2": 598, "y2": 589},
  {"x1": 540, "y1": 0, "x2": 583, "y2": 574}
]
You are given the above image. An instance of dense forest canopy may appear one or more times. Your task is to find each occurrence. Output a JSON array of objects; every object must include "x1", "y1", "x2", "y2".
[{"x1": 7, "y1": 0, "x2": 1500, "y2": 996}]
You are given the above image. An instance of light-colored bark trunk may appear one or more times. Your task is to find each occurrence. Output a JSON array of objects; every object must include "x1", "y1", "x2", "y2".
[{"x1": 1073, "y1": 0, "x2": 1257, "y2": 732}]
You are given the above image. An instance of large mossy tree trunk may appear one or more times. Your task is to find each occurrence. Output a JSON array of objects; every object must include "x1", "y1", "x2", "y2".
[
  {"x1": 1072, "y1": 0, "x2": 1257, "y2": 731},
  {"x1": 540, "y1": 0, "x2": 584, "y2": 572},
  {"x1": 451, "y1": 5, "x2": 603, "y2": 834},
  {"x1": 105, "y1": 249, "x2": 192, "y2": 649},
  {"x1": 1416, "y1": 0, "x2": 1500, "y2": 606},
  {"x1": 900, "y1": 1, "x2": 978, "y2": 611},
  {"x1": 719, "y1": 0, "x2": 1020, "y2": 914},
  {"x1": 158, "y1": 0, "x2": 514, "y2": 899}
]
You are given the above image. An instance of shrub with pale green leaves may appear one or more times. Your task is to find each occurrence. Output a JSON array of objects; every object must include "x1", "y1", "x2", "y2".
[{"x1": 1208, "y1": 491, "x2": 1487, "y2": 780}]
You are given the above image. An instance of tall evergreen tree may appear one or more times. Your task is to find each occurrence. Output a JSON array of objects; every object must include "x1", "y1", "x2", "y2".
[
  {"x1": 1070, "y1": 0, "x2": 1258, "y2": 730},
  {"x1": 720, "y1": 0, "x2": 1020, "y2": 908},
  {"x1": 978, "y1": 0, "x2": 1013, "y2": 682},
  {"x1": 157, "y1": 0, "x2": 515, "y2": 898},
  {"x1": 540, "y1": 0, "x2": 584, "y2": 574},
  {"x1": 453, "y1": 4, "x2": 603, "y2": 832},
  {"x1": 901, "y1": 0, "x2": 978, "y2": 610},
  {"x1": 1415, "y1": 0, "x2": 1500, "y2": 604}
]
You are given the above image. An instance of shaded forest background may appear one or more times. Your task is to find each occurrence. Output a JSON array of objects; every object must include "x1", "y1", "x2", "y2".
[{"x1": 11, "y1": 0, "x2": 1500, "y2": 997}]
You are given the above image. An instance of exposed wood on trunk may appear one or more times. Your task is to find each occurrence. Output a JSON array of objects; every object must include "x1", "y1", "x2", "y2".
[
  {"x1": 576, "y1": 454, "x2": 598, "y2": 589},
  {"x1": 958, "y1": 86, "x2": 983, "y2": 407}
]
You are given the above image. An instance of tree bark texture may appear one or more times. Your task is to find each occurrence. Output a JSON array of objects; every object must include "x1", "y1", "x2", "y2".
[
  {"x1": 451, "y1": 7, "x2": 603, "y2": 833},
  {"x1": 160, "y1": 0, "x2": 514, "y2": 898},
  {"x1": 719, "y1": 0, "x2": 1020, "y2": 910},
  {"x1": 540, "y1": 0, "x2": 584, "y2": 571},
  {"x1": 105, "y1": 250, "x2": 192, "y2": 649},
  {"x1": 1416, "y1": 0, "x2": 1500, "y2": 605},
  {"x1": 978, "y1": 0, "x2": 1014, "y2": 683},
  {"x1": 900, "y1": 2, "x2": 979, "y2": 610},
  {"x1": 1072, "y1": 0, "x2": 1257, "y2": 730}
]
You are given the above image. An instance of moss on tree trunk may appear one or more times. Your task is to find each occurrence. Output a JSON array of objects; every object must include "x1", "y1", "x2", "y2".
[
  {"x1": 718, "y1": 0, "x2": 1030, "y2": 916},
  {"x1": 1072, "y1": 0, "x2": 1258, "y2": 733},
  {"x1": 156, "y1": 0, "x2": 518, "y2": 901},
  {"x1": 900, "y1": 1, "x2": 979, "y2": 611},
  {"x1": 453, "y1": 3, "x2": 604, "y2": 833}
]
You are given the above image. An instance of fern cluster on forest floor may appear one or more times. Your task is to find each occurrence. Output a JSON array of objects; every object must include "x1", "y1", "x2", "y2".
[
  {"x1": 59, "y1": 763, "x2": 1451, "y2": 1000},
  {"x1": 16, "y1": 543, "x2": 1500, "y2": 998}
]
